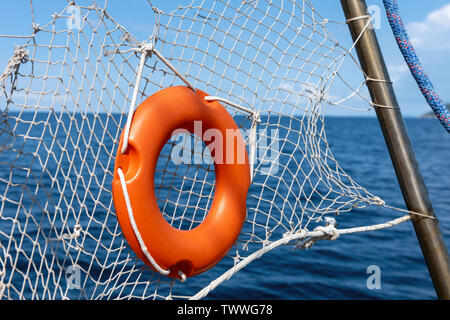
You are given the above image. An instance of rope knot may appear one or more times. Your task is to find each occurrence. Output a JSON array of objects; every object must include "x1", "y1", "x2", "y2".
[
  {"x1": 296, "y1": 217, "x2": 339, "y2": 250},
  {"x1": 140, "y1": 42, "x2": 153, "y2": 54},
  {"x1": 372, "y1": 196, "x2": 385, "y2": 206},
  {"x1": 314, "y1": 220, "x2": 339, "y2": 241},
  {"x1": 0, "y1": 46, "x2": 29, "y2": 85},
  {"x1": 250, "y1": 110, "x2": 261, "y2": 124},
  {"x1": 62, "y1": 224, "x2": 83, "y2": 240},
  {"x1": 32, "y1": 23, "x2": 40, "y2": 33}
]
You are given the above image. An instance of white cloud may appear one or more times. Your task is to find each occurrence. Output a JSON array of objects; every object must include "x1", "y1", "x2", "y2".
[
  {"x1": 407, "y1": 4, "x2": 450, "y2": 50},
  {"x1": 388, "y1": 64, "x2": 409, "y2": 82}
]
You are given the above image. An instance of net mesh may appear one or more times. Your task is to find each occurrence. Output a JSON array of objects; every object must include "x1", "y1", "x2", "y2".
[{"x1": 0, "y1": 0, "x2": 391, "y2": 299}]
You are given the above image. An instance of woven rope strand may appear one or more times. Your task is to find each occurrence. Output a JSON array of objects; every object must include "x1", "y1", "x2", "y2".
[{"x1": 383, "y1": 0, "x2": 450, "y2": 133}]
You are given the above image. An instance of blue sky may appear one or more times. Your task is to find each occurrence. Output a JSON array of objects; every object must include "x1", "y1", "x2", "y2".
[{"x1": 1, "y1": 0, "x2": 449, "y2": 118}]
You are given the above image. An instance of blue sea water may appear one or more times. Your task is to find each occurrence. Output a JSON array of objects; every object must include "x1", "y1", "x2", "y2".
[
  {"x1": 207, "y1": 117, "x2": 450, "y2": 300},
  {"x1": 0, "y1": 112, "x2": 449, "y2": 300}
]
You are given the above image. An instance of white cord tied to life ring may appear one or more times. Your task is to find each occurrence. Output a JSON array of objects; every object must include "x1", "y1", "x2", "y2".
[{"x1": 117, "y1": 167, "x2": 187, "y2": 282}]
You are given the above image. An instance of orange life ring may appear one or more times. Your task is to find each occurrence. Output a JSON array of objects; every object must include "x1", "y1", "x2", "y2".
[{"x1": 112, "y1": 86, "x2": 250, "y2": 279}]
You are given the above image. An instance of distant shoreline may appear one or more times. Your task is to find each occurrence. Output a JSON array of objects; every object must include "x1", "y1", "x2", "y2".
[{"x1": 421, "y1": 104, "x2": 450, "y2": 119}]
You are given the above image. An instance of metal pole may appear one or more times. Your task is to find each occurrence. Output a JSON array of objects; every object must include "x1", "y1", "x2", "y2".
[{"x1": 340, "y1": 0, "x2": 450, "y2": 299}]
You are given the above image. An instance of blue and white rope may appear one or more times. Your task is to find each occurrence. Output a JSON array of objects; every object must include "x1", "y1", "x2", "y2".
[{"x1": 383, "y1": 0, "x2": 450, "y2": 133}]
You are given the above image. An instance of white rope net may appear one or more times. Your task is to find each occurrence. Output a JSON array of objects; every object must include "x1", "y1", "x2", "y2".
[{"x1": 0, "y1": 0, "x2": 413, "y2": 300}]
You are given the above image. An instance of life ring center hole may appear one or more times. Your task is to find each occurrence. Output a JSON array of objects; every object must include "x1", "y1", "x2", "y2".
[{"x1": 155, "y1": 132, "x2": 216, "y2": 230}]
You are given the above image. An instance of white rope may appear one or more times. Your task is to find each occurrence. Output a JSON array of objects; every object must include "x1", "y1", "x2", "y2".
[
  {"x1": 152, "y1": 48, "x2": 197, "y2": 92},
  {"x1": 345, "y1": 14, "x2": 372, "y2": 24},
  {"x1": 0, "y1": 34, "x2": 35, "y2": 39},
  {"x1": 46, "y1": 223, "x2": 84, "y2": 252},
  {"x1": 381, "y1": 204, "x2": 438, "y2": 220},
  {"x1": 370, "y1": 197, "x2": 437, "y2": 221},
  {"x1": 47, "y1": 224, "x2": 82, "y2": 242},
  {"x1": 248, "y1": 112, "x2": 260, "y2": 182},
  {"x1": 346, "y1": 15, "x2": 372, "y2": 52},
  {"x1": 370, "y1": 102, "x2": 400, "y2": 110},
  {"x1": 191, "y1": 214, "x2": 411, "y2": 300},
  {"x1": 204, "y1": 96, "x2": 255, "y2": 115},
  {"x1": 0, "y1": 46, "x2": 28, "y2": 87},
  {"x1": 121, "y1": 43, "x2": 200, "y2": 155},
  {"x1": 203, "y1": 96, "x2": 260, "y2": 181},
  {"x1": 61, "y1": 224, "x2": 83, "y2": 240},
  {"x1": 364, "y1": 77, "x2": 400, "y2": 110},
  {"x1": 297, "y1": 217, "x2": 339, "y2": 249},
  {"x1": 365, "y1": 77, "x2": 393, "y2": 84},
  {"x1": 0, "y1": 243, "x2": 7, "y2": 299},
  {"x1": 344, "y1": 15, "x2": 404, "y2": 110},
  {"x1": 120, "y1": 43, "x2": 152, "y2": 154},
  {"x1": 117, "y1": 168, "x2": 175, "y2": 278},
  {"x1": 339, "y1": 214, "x2": 411, "y2": 235}
]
